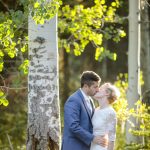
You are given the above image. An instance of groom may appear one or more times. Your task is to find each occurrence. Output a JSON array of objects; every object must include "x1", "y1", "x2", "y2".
[{"x1": 61, "y1": 71, "x2": 108, "y2": 150}]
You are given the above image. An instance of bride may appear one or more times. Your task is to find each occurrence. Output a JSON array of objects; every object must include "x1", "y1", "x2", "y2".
[{"x1": 90, "y1": 83, "x2": 120, "y2": 150}]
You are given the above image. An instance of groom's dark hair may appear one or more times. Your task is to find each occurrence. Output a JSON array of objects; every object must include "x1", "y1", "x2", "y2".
[{"x1": 80, "y1": 71, "x2": 101, "y2": 87}]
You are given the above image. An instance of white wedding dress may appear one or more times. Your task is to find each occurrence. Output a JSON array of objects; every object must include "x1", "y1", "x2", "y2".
[{"x1": 90, "y1": 106, "x2": 117, "y2": 150}]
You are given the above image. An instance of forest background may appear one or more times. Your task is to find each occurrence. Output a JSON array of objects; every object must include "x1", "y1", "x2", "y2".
[{"x1": 0, "y1": 0, "x2": 150, "y2": 149}]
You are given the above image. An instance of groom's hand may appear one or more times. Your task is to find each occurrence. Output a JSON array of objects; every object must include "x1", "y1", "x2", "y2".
[{"x1": 93, "y1": 134, "x2": 108, "y2": 147}]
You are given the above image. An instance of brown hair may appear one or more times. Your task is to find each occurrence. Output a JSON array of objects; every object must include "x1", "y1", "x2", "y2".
[{"x1": 80, "y1": 71, "x2": 101, "y2": 87}]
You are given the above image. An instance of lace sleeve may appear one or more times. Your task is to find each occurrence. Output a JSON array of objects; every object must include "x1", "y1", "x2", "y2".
[{"x1": 107, "y1": 112, "x2": 117, "y2": 142}]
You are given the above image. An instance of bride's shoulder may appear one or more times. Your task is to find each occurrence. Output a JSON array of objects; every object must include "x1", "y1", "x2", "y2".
[{"x1": 108, "y1": 107, "x2": 116, "y2": 118}]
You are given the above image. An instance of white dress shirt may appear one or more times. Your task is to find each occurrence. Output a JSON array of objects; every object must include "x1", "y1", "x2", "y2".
[{"x1": 80, "y1": 88, "x2": 93, "y2": 114}]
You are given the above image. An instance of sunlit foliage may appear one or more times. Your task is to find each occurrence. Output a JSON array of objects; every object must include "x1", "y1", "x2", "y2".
[
  {"x1": 113, "y1": 73, "x2": 150, "y2": 149},
  {"x1": 30, "y1": 0, "x2": 62, "y2": 24},
  {"x1": 0, "y1": 90, "x2": 9, "y2": 106},
  {"x1": 0, "y1": 10, "x2": 28, "y2": 72},
  {"x1": 58, "y1": 0, "x2": 126, "y2": 61}
]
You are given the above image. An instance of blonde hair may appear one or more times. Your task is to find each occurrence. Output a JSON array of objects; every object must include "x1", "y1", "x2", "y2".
[{"x1": 102, "y1": 83, "x2": 120, "y2": 104}]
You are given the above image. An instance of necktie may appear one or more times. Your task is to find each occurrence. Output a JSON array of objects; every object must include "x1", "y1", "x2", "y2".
[{"x1": 89, "y1": 99, "x2": 94, "y2": 117}]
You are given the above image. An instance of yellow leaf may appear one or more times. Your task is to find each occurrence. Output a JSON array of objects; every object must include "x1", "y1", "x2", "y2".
[
  {"x1": 34, "y1": 2, "x2": 40, "y2": 8},
  {"x1": 0, "y1": 50, "x2": 4, "y2": 57},
  {"x1": 3, "y1": 99, "x2": 9, "y2": 106},
  {"x1": 40, "y1": 19, "x2": 45, "y2": 25},
  {"x1": 95, "y1": 47, "x2": 100, "y2": 60},
  {"x1": 8, "y1": 52, "x2": 15, "y2": 58},
  {"x1": 0, "y1": 62, "x2": 4, "y2": 72},
  {"x1": 113, "y1": 53, "x2": 117, "y2": 61},
  {"x1": 21, "y1": 46, "x2": 26, "y2": 52},
  {"x1": 101, "y1": 0, "x2": 105, "y2": 4},
  {"x1": 111, "y1": 2, "x2": 116, "y2": 7},
  {"x1": 0, "y1": 91, "x2": 4, "y2": 97},
  {"x1": 119, "y1": 30, "x2": 126, "y2": 37}
]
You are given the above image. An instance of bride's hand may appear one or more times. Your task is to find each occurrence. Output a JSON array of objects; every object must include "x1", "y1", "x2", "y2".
[{"x1": 93, "y1": 134, "x2": 108, "y2": 147}]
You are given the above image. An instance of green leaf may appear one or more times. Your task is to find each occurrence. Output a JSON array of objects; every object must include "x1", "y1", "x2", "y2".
[{"x1": 19, "y1": 59, "x2": 29, "y2": 75}]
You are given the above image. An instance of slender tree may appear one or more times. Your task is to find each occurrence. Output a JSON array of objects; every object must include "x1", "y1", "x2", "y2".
[
  {"x1": 141, "y1": 3, "x2": 150, "y2": 94},
  {"x1": 126, "y1": 0, "x2": 141, "y2": 143}
]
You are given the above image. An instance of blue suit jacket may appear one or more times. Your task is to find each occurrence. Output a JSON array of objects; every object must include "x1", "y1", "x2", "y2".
[{"x1": 61, "y1": 89, "x2": 94, "y2": 150}]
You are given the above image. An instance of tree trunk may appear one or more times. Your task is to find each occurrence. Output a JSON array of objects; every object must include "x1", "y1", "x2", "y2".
[
  {"x1": 126, "y1": 0, "x2": 141, "y2": 144},
  {"x1": 27, "y1": 15, "x2": 61, "y2": 150},
  {"x1": 62, "y1": 49, "x2": 70, "y2": 105},
  {"x1": 141, "y1": 4, "x2": 150, "y2": 93}
]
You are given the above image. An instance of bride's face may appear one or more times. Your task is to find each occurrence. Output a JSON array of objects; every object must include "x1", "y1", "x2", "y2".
[
  {"x1": 94, "y1": 86, "x2": 106, "y2": 98},
  {"x1": 93, "y1": 86, "x2": 109, "y2": 106}
]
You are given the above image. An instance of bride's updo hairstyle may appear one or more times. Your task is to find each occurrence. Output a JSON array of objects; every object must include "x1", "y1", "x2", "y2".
[{"x1": 102, "y1": 83, "x2": 120, "y2": 104}]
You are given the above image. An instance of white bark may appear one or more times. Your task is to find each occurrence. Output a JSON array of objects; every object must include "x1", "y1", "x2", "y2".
[
  {"x1": 126, "y1": 0, "x2": 141, "y2": 144},
  {"x1": 27, "y1": 15, "x2": 60, "y2": 150}
]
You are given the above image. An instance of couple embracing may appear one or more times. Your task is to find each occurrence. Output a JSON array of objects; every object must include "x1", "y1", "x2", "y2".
[{"x1": 61, "y1": 71, "x2": 120, "y2": 150}]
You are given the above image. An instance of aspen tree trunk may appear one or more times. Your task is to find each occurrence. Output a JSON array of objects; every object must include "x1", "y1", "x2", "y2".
[
  {"x1": 140, "y1": 4, "x2": 150, "y2": 144},
  {"x1": 141, "y1": 5, "x2": 150, "y2": 93},
  {"x1": 126, "y1": 0, "x2": 141, "y2": 144},
  {"x1": 27, "y1": 15, "x2": 61, "y2": 150}
]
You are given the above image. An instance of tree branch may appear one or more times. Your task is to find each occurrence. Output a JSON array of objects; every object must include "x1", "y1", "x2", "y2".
[
  {"x1": 6, "y1": 133, "x2": 14, "y2": 150},
  {"x1": 0, "y1": 86, "x2": 27, "y2": 90},
  {"x1": 0, "y1": 0, "x2": 10, "y2": 12}
]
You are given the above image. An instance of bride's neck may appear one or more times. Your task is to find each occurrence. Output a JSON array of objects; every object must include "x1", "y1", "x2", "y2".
[
  {"x1": 99, "y1": 103, "x2": 109, "y2": 109},
  {"x1": 98, "y1": 98, "x2": 109, "y2": 109}
]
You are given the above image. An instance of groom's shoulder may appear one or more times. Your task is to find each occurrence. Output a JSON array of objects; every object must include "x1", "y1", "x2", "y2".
[
  {"x1": 66, "y1": 89, "x2": 81, "y2": 103},
  {"x1": 70, "y1": 89, "x2": 81, "y2": 97}
]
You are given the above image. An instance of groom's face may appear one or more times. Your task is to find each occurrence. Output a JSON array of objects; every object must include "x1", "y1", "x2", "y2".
[{"x1": 87, "y1": 81, "x2": 100, "y2": 96}]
